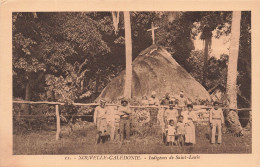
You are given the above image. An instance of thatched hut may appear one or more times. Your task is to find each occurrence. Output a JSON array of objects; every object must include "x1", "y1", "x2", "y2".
[{"x1": 98, "y1": 45, "x2": 211, "y2": 102}]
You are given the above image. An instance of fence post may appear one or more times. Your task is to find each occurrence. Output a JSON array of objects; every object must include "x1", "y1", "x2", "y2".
[{"x1": 56, "y1": 104, "x2": 61, "y2": 140}]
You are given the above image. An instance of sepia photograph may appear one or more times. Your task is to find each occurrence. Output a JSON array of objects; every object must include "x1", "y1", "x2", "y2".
[{"x1": 11, "y1": 11, "x2": 252, "y2": 155}]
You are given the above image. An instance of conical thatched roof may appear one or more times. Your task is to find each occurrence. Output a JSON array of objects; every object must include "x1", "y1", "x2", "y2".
[{"x1": 98, "y1": 45, "x2": 211, "y2": 102}]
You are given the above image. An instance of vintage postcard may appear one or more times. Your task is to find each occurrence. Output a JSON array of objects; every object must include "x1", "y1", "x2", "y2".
[{"x1": 0, "y1": 0, "x2": 260, "y2": 167}]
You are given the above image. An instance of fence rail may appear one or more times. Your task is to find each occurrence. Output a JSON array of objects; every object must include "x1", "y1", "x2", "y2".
[
  {"x1": 13, "y1": 100, "x2": 251, "y2": 140},
  {"x1": 13, "y1": 100, "x2": 251, "y2": 110}
]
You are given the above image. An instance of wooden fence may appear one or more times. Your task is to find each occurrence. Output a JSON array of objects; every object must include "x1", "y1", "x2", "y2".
[{"x1": 13, "y1": 100, "x2": 251, "y2": 140}]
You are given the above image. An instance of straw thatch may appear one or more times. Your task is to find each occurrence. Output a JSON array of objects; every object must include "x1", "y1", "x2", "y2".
[{"x1": 98, "y1": 45, "x2": 211, "y2": 102}]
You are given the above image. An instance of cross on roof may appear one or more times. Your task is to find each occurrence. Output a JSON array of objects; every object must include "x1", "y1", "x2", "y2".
[{"x1": 147, "y1": 22, "x2": 159, "y2": 44}]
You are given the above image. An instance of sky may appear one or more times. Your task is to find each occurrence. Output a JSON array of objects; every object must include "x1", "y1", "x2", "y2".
[{"x1": 193, "y1": 32, "x2": 231, "y2": 59}]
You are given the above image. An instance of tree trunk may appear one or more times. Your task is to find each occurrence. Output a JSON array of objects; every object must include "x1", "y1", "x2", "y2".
[
  {"x1": 226, "y1": 11, "x2": 241, "y2": 109},
  {"x1": 226, "y1": 11, "x2": 242, "y2": 134},
  {"x1": 95, "y1": 75, "x2": 99, "y2": 93},
  {"x1": 112, "y1": 12, "x2": 120, "y2": 35},
  {"x1": 202, "y1": 38, "x2": 209, "y2": 87},
  {"x1": 22, "y1": 81, "x2": 31, "y2": 115},
  {"x1": 123, "y1": 11, "x2": 132, "y2": 99}
]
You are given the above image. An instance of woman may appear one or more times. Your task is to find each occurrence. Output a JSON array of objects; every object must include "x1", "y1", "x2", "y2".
[
  {"x1": 182, "y1": 104, "x2": 196, "y2": 145},
  {"x1": 94, "y1": 99, "x2": 108, "y2": 144}
]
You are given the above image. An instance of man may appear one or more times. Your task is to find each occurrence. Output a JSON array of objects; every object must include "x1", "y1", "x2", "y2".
[
  {"x1": 94, "y1": 99, "x2": 108, "y2": 144},
  {"x1": 209, "y1": 101, "x2": 224, "y2": 144},
  {"x1": 177, "y1": 91, "x2": 187, "y2": 109},
  {"x1": 164, "y1": 100, "x2": 178, "y2": 126},
  {"x1": 177, "y1": 91, "x2": 187, "y2": 116},
  {"x1": 160, "y1": 93, "x2": 171, "y2": 106},
  {"x1": 149, "y1": 91, "x2": 160, "y2": 106},
  {"x1": 141, "y1": 96, "x2": 149, "y2": 106},
  {"x1": 118, "y1": 98, "x2": 131, "y2": 142}
]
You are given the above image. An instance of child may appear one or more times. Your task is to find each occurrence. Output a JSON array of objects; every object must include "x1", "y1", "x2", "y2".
[
  {"x1": 176, "y1": 115, "x2": 186, "y2": 146},
  {"x1": 166, "y1": 119, "x2": 176, "y2": 146}
]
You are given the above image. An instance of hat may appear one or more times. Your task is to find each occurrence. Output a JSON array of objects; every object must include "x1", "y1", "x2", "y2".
[
  {"x1": 187, "y1": 104, "x2": 193, "y2": 108},
  {"x1": 151, "y1": 91, "x2": 156, "y2": 95},
  {"x1": 121, "y1": 97, "x2": 128, "y2": 104},
  {"x1": 213, "y1": 101, "x2": 219, "y2": 106},
  {"x1": 99, "y1": 99, "x2": 106, "y2": 103}
]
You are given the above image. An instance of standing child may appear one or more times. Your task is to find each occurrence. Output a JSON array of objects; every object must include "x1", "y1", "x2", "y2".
[
  {"x1": 176, "y1": 115, "x2": 186, "y2": 146},
  {"x1": 166, "y1": 119, "x2": 176, "y2": 146}
]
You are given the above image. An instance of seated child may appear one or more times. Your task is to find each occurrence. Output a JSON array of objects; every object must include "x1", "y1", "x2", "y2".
[
  {"x1": 176, "y1": 115, "x2": 186, "y2": 146},
  {"x1": 165, "y1": 119, "x2": 176, "y2": 146}
]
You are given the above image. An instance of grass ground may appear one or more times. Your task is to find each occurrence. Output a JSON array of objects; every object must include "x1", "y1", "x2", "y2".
[{"x1": 13, "y1": 122, "x2": 251, "y2": 155}]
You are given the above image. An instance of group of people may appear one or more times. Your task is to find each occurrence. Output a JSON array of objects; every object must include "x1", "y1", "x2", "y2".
[
  {"x1": 163, "y1": 100, "x2": 224, "y2": 146},
  {"x1": 93, "y1": 91, "x2": 225, "y2": 146},
  {"x1": 93, "y1": 98, "x2": 132, "y2": 144},
  {"x1": 163, "y1": 103, "x2": 196, "y2": 146}
]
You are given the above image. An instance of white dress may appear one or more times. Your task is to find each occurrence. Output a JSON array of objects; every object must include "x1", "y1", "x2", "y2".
[{"x1": 182, "y1": 110, "x2": 196, "y2": 144}]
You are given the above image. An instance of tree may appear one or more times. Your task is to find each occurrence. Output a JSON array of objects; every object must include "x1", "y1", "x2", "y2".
[
  {"x1": 13, "y1": 12, "x2": 46, "y2": 114},
  {"x1": 187, "y1": 50, "x2": 228, "y2": 88},
  {"x1": 237, "y1": 11, "x2": 251, "y2": 104},
  {"x1": 13, "y1": 12, "x2": 110, "y2": 104},
  {"x1": 156, "y1": 12, "x2": 196, "y2": 69},
  {"x1": 195, "y1": 12, "x2": 232, "y2": 88},
  {"x1": 200, "y1": 26, "x2": 213, "y2": 87},
  {"x1": 123, "y1": 11, "x2": 132, "y2": 99},
  {"x1": 226, "y1": 11, "x2": 241, "y2": 109}
]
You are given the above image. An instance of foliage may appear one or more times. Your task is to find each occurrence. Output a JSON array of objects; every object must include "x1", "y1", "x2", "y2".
[
  {"x1": 12, "y1": 11, "x2": 251, "y2": 106},
  {"x1": 155, "y1": 12, "x2": 196, "y2": 69},
  {"x1": 237, "y1": 11, "x2": 251, "y2": 102},
  {"x1": 45, "y1": 61, "x2": 90, "y2": 103},
  {"x1": 187, "y1": 50, "x2": 228, "y2": 88},
  {"x1": 13, "y1": 12, "x2": 110, "y2": 102},
  {"x1": 13, "y1": 103, "x2": 55, "y2": 134},
  {"x1": 186, "y1": 11, "x2": 250, "y2": 105}
]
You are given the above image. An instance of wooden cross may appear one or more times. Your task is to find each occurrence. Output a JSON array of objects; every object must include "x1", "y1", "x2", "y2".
[{"x1": 147, "y1": 22, "x2": 159, "y2": 44}]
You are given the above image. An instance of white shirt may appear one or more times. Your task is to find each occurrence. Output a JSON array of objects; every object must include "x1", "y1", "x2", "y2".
[
  {"x1": 118, "y1": 105, "x2": 131, "y2": 118},
  {"x1": 167, "y1": 125, "x2": 176, "y2": 136},
  {"x1": 165, "y1": 108, "x2": 178, "y2": 121},
  {"x1": 209, "y1": 108, "x2": 224, "y2": 124},
  {"x1": 178, "y1": 96, "x2": 187, "y2": 107}
]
